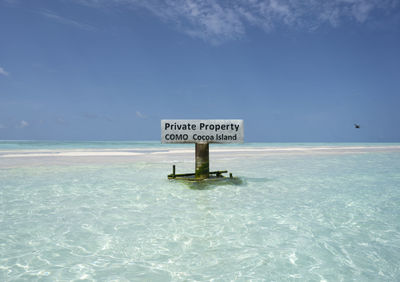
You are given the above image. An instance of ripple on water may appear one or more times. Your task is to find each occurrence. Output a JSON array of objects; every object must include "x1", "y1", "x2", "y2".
[{"x1": 1, "y1": 151, "x2": 400, "y2": 280}]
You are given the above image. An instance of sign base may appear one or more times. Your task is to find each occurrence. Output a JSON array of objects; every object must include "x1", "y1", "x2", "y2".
[{"x1": 168, "y1": 165, "x2": 234, "y2": 182}]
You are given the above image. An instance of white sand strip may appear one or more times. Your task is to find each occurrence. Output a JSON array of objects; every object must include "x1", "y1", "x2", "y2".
[
  {"x1": 0, "y1": 151, "x2": 145, "y2": 158},
  {"x1": 1, "y1": 145, "x2": 400, "y2": 159}
]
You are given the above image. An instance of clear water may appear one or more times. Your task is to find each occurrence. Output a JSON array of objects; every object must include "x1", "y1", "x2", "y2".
[{"x1": 1, "y1": 142, "x2": 400, "y2": 280}]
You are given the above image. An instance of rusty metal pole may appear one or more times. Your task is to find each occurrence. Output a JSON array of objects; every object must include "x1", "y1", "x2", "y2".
[{"x1": 195, "y1": 143, "x2": 209, "y2": 179}]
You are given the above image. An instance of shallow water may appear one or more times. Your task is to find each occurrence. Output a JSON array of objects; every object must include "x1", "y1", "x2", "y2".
[{"x1": 1, "y1": 143, "x2": 400, "y2": 280}]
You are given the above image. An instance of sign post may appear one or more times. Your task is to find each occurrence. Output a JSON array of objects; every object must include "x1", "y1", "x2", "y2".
[
  {"x1": 195, "y1": 143, "x2": 209, "y2": 179},
  {"x1": 161, "y1": 119, "x2": 244, "y2": 181}
]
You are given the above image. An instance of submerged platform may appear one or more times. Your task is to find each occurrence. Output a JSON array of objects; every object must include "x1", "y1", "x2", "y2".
[
  {"x1": 168, "y1": 167, "x2": 243, "y2": 189},
  {"x1": 168, "y1": 170, "x2": 231, "y2": 181},
  {"x1": 167, "y1": 165, "x2": 241, "y2": 183}
]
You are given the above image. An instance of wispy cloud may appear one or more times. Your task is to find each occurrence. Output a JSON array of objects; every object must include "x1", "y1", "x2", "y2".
[
  {"x1": 0, "y1": 66, "x2": 9, "y2": 76},
  {"x1": 19, "y1": 120, "x2": 29, "y2": 128},
  {"x1": 38, "y1": 9, "x2": 95, "y2": 31},
  {"x1": 136, "y1": 111, "x2": 146, "y2": 119},
  {"x1": 82, "y1": 112, "x2": 99, "y2": 119},
  {"x1": 2, "y1": 0, "x2": 20, "y2": 5},
  {"x1": 56, "y1": 117, "x2": 66, "y2": 124},
  {"x1": 73, "y1": 0, "x2": 399, "y2": 43}
]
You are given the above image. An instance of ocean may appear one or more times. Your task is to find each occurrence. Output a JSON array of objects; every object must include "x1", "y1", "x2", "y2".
[{"x1": 1, "y1": 141, "x2": 400, "y2": 280}]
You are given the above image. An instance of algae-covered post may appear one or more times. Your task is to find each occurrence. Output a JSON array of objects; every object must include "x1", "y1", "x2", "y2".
[
  {"x1": 195, "y1": 143, "x2": 209, "y2": 179},
  {"x1": 161, "y1": 120, "x2": 244, "y2": 181}
]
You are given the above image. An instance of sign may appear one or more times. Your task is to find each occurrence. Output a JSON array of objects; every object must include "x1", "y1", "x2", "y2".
[{"x1": 161, "y1": 119, "x2": 244, "y2": 144}]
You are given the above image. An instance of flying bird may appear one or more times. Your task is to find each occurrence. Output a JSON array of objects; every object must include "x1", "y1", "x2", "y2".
[{"x1": 354, "y1": 124, "x2": 360, "y2": 129}]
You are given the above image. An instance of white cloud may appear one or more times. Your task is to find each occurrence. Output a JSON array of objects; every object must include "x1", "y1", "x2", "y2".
[
  {"x1": 19, "y1": 120, "x2": 29, "y2": 128},
  {"x1": 351, "y1": 1, "x2": 374, "y2": 23},
  {"x1": 136, "y1": 111, "x2": 146, "y2": 119},
  {"x1": 73, "y1": 0, "x2": 399, "y2": 43},
  {"x1": 56, "y1": 117, "x2": 66, "y2": 124},
  {"x1": 2, "y1": 0, "x2": 20, "y2": 5},
  {"x1": 0, "y1": 67, "x2": 9, "y2": 76},
  {"x1": 38, "y1": 9, "x2": 95, "y2": 31}
]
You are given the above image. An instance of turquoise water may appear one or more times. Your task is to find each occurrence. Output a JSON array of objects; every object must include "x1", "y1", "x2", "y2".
[{"x1": 1, "y1": 142, "x2": 400, "y2": 280}]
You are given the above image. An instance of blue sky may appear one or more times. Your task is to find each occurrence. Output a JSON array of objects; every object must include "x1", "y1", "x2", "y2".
[{"x1": 1, "y1": 0, "x2": 399, "y2": 142}]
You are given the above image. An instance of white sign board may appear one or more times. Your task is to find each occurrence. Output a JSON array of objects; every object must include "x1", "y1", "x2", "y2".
[{"x1": 161, "y1": 119, "x2": 244, "y2": 144}]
